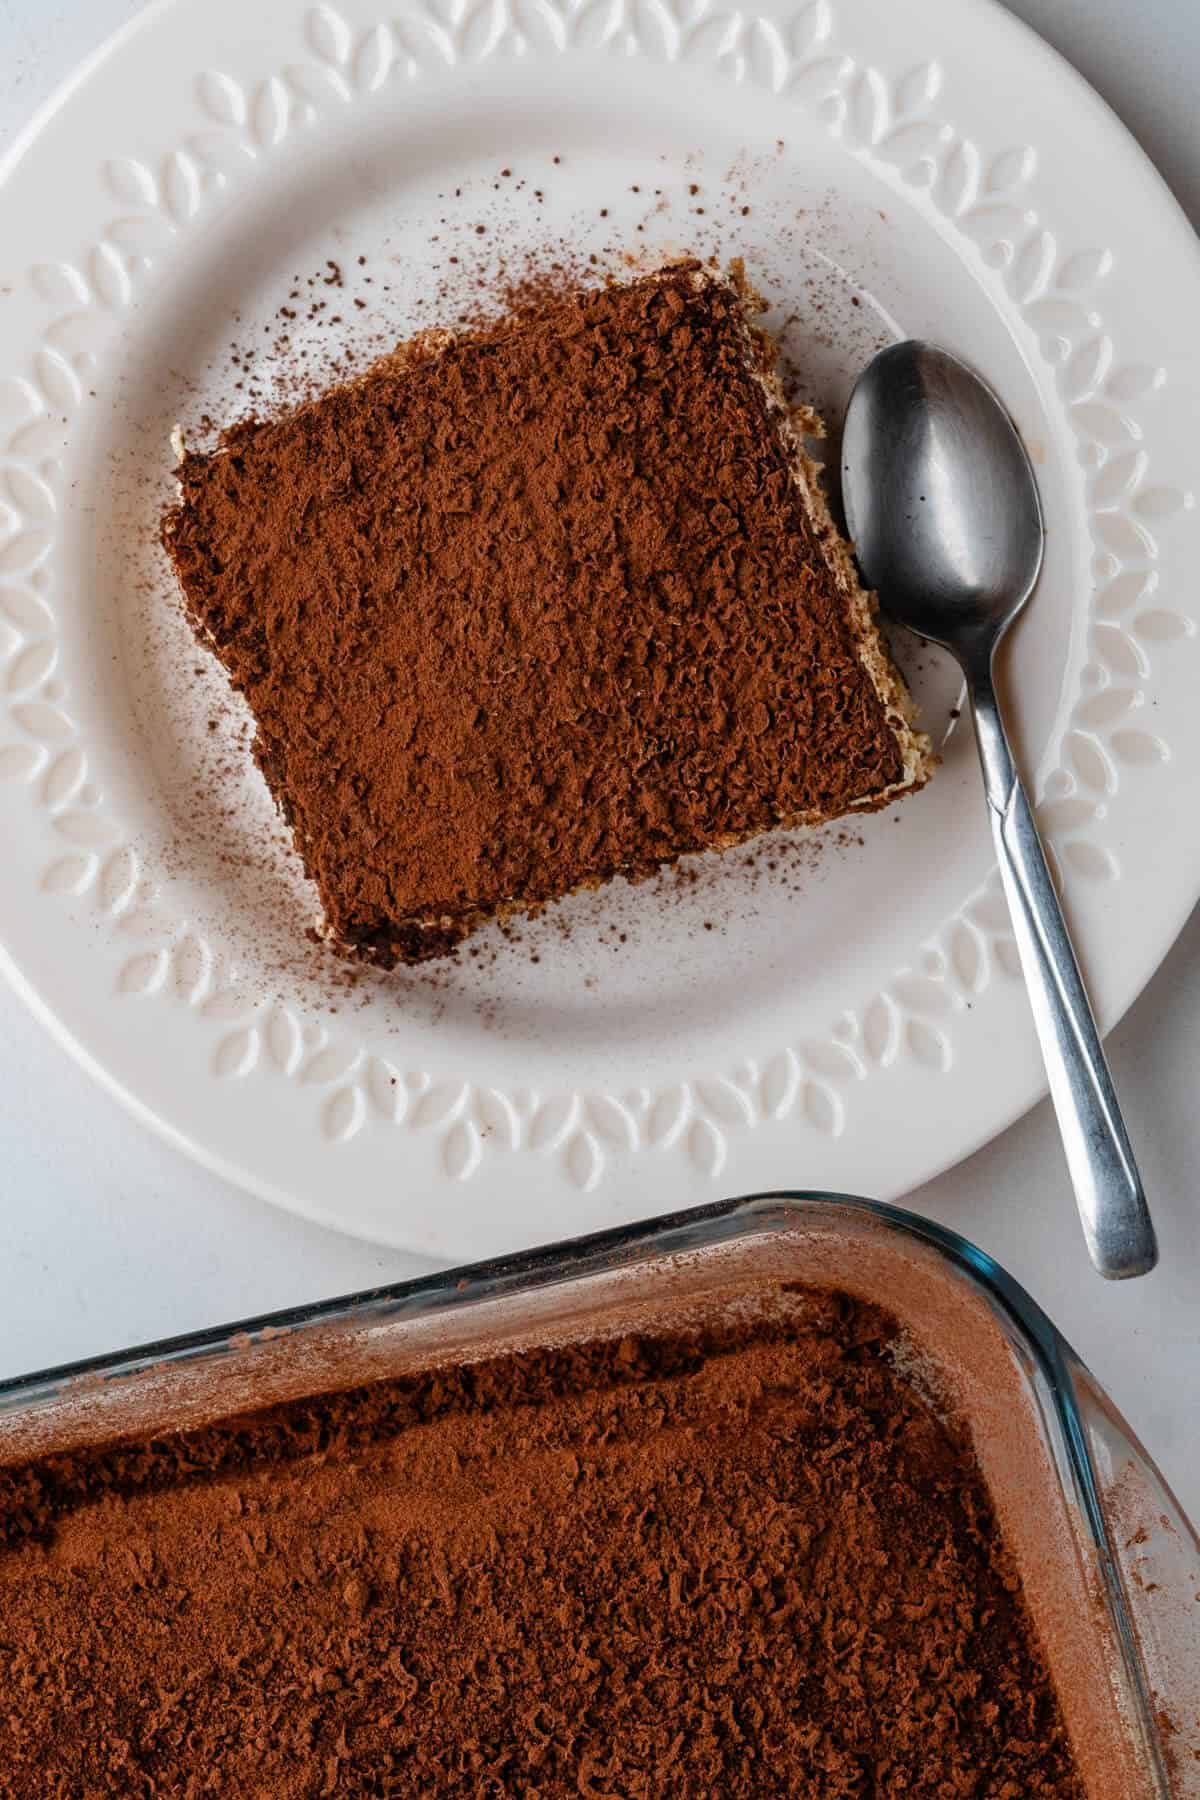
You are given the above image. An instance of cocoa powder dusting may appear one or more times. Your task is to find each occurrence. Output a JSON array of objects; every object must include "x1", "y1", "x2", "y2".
[
  {"x1": 163, "y1": 262, "x2": 925, "y2": 967},
  {"x1": 0, "y1": 1293, "x2": 1080, "y2": 1796}
]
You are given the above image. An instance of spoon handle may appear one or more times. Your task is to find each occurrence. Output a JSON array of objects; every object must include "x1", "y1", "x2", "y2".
[{"x1": 968, "y1": 667, "x2": 1157, "y2": 1279}]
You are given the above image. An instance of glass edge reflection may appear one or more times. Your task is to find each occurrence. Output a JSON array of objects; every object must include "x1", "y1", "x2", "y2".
[{"x1": 0, "y1": 1190, "x2": 1102, "y2": 1412}]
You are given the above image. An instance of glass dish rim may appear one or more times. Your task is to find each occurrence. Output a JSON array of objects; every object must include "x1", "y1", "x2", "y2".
[
  {"x1": 0, "y1": 1188, "x2": 1184, "y2": 1795},
  {"x1": 0, "y1": 1189, "x2": 1121, "y2": 1412}
]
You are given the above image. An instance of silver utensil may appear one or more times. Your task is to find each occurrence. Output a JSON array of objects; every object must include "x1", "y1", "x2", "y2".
[{"x1": 842, "y1": 340, "x2": 1157, "y2": 1280}]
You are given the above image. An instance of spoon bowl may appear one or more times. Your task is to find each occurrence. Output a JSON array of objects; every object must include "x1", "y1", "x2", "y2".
[
  {"x1": 841, "y1": 340, "x2": 1157, "y2": 1280},
  {"x1": 841, "y1": 341, "x2": 1045, "y2": 661}
]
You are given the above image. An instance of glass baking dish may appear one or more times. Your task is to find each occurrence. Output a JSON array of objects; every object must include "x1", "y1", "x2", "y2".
[{"x1": 0, "y1": 1191, "x2": 1195, "y2": 1797}]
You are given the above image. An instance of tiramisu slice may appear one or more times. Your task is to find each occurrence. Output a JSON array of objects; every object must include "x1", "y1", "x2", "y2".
[{"x1": 163, "y1": 262, "x2": 932, "y2": 964}]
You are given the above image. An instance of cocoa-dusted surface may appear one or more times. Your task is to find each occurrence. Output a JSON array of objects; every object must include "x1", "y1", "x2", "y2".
[
  {"x1": 0, "y1": 1293, "x2": 1081, "y2": 1798},
  {"x1": 163, "y1": 263, "x2": 919, "y2": 965}
]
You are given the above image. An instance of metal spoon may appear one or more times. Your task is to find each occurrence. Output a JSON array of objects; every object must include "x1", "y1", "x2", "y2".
[{"x1": 842, "y1": 340, "x2": 1157, "y2": 1280}]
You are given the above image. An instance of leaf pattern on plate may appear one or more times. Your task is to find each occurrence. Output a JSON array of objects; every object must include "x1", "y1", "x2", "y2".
[
  {"x1": 212, "y1": 1025, "x2": 261, "y2": 1078},
  {"x1": 443, "y1": 1117, "x2": 481, "y2": 1178},
  {"x1": 119, "y1": 949, "x2": 170, "y2": 998},
  {"x1": 564, "y1": 1129, "x2": 603, "y2": 1191},
  {"x1": 301, "y1": 1042, "x2": 364, "y2": 1086},
  {"x1": 323, "y1": 1084, "x2": 366, "y2": 1142},
  {"x1": 528, "y1": 1092, "x2": 579, "y2": 1152},
  {"x1": 685, "y1": 1117, "x2": 725, "y2": 1178}
]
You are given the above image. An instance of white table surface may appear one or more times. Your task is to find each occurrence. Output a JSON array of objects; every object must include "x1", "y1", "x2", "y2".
[{"x1": 1, "y1": 0, "x2": 1198, "y2": 1518}]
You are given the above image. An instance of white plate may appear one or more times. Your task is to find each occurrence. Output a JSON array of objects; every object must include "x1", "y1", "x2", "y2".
[{"x1": 1, "y1": 0, "x2": 1197, "y2": 1259}]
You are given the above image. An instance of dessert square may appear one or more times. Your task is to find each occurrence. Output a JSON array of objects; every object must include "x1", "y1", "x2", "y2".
[{"x1": 163, "y1": 262, "x2": 931, "y2": 964}]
